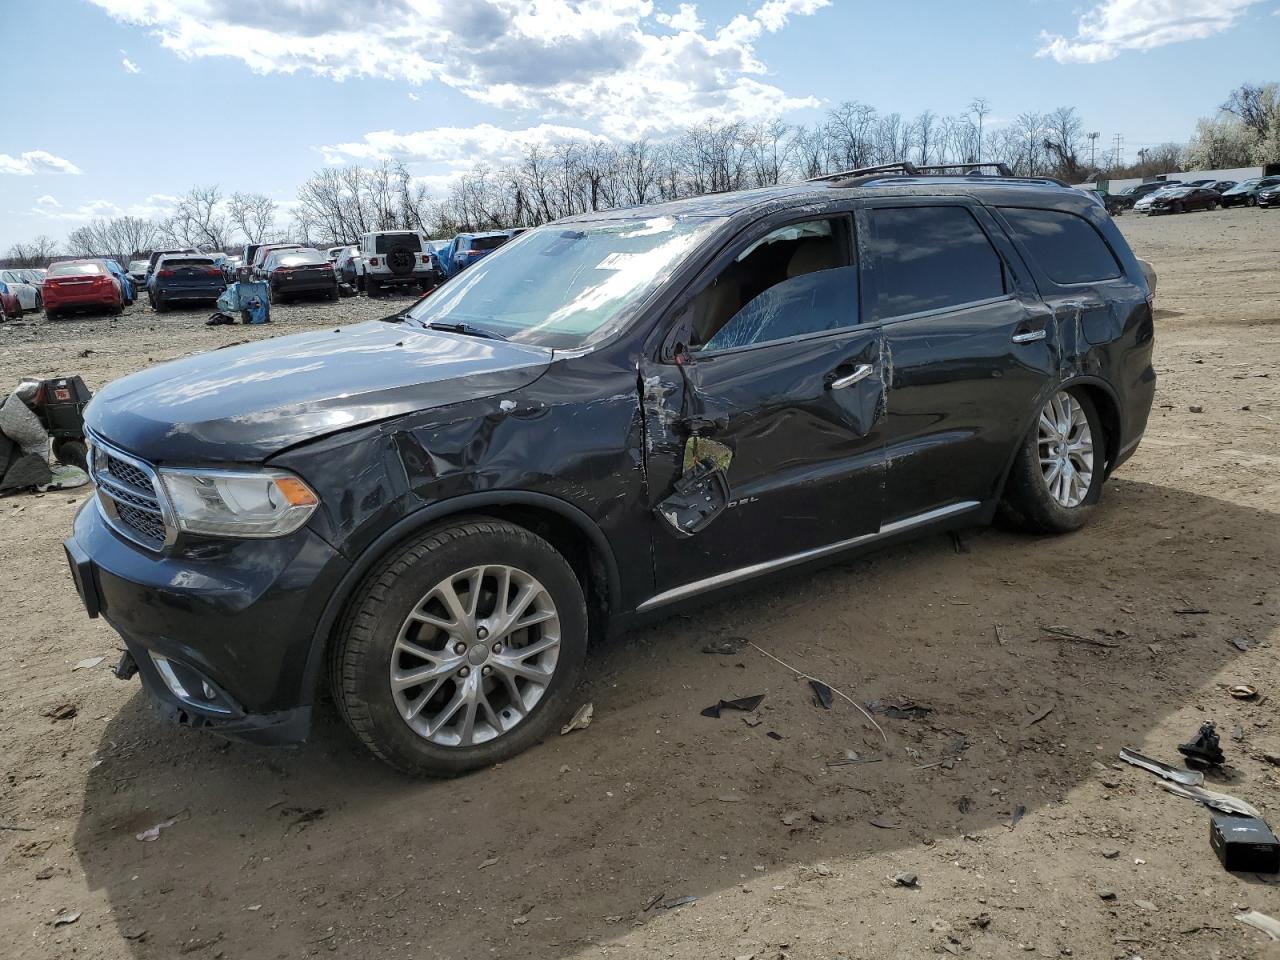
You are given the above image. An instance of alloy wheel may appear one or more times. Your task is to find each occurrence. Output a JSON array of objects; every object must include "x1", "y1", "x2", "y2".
[
  {"x1": 390, "y1": 564, "x2": 561, "y2": 747},
  {"x1": 1037, "y1": 391, "x2": 1094, "y2": 508}
]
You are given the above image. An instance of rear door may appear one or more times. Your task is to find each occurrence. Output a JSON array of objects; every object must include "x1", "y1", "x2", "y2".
[
  {"x1": 641, "y1": 210, "x2": 886, "y2": 597},
  {"x1": 858, "y1": 199, "x2": 1054, "y2": 523}
]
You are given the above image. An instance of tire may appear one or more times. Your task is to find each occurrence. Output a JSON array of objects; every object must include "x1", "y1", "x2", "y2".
[
  {"x1": 330, "y1": 518, "x2": 589, "y2": 777},
  {"x1": 45, "y1": 309, "x2": 58, "y2": 321},
  {"x1": 328, "y1": 285, "x2": 339, "y2": 302},
  {"x1": 154, "y1": 292, "x2": 167, "y2": 313},
  {"x1": 53, "y1": 439, "x2": 88, "y2": 472},
  {"x1": 366, "y1": 276, "x2": 382, "y2": 298},
  {"x1": 1000, "y1": 388, "x2": 1106, "y2": 535}
]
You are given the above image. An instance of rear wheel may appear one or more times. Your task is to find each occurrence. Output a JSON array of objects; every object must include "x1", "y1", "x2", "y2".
[
  {"x1": 331, "y1": 518, "x2": 588, "y2": 777},
  {"x1": 367, "y1": 277, "x2": 382, "y2": 298},
  {"x1": 154, "y1": 292, "x2": 167, "y2": 313},
  {"x1": 1001, "y1": 388, "x2": 1105, "y2": 534}
]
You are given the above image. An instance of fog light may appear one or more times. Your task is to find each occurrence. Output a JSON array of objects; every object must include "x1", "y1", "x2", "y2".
[{"x1": 149, "y1": 652, "x2": 233, "y2": 714}]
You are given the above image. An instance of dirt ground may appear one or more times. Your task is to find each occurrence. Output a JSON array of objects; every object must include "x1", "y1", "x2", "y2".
[{"x1": 1, "y1": 210, "x2": 1278, "y2": 960}]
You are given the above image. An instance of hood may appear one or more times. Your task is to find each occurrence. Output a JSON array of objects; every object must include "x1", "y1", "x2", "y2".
[{"x1": 85, "y1": 320, "x2": 551, "y2": 463}]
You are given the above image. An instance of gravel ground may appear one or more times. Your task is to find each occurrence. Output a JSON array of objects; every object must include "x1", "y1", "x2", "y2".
[{"x1": 1, "y1": 210, "x2": 1279, "y2": 960}]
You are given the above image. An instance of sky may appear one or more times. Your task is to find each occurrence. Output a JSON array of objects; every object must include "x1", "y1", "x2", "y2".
[{"x1": 1, "y1": 0, "x2": 1277, "y2": 248}]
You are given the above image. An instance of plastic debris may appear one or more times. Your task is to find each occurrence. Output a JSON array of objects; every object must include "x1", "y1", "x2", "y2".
[
  {"x1": 659, "y1": 895, "x2": 698, "y2": 910},
  {"x1": 1119, "y1": 748, "x2": 1205, "y2": 786},
  {"x1": 891, "y1": 872, "x2": 918, "y2": 888},
  {"x1": 1178, "y1": 721, "x2": 1225, "y2": 770},
  {"x1": 809, "y1": 680, "x2": 834, "y2": 710},
  {"x1": 560, "y1": 703, "x2": 593, "y2": 735},
  {"x1": 73, "y1": 657, "x2": 105, "y2": 671},
  {"x1": 135, "y1": 810, "x2": 189, "y2": 842},
  {"x1": 1229, "y1": 684, "x2": 1258, "y2": 701},
  {"x1": 868, "y1": 698, "x2": 933, "y2": 720},
  {"x1": 52, "y1": 911, "x2": 80, "y2": 927},
  {"x1": 1157, "y1": 781, "x2": 1262, "y2": 818},
  {"x1": 746, "y1": 641, "x2": 887, "y2": 745},
  {"x1": 701, "y1": 694, "x2": 764, "y2": 718},
  {"x1": 702, "y1": 636, "x2": 747, "y2": 655},
  {"x1": 1236, "y1": 910, "x2": 1280, "y2": 941},
  {"x1": 42, "y1": 703, "x2": 76, "y2": 721}
]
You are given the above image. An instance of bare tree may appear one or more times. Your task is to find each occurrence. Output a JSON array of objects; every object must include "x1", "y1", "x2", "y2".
[
  {"x1": 968, "y1": 98, "x2": 990, "y2": 162},
  {"x1": 228, "y1": 192, "x2": 278, "y2": 244},
  {"x1": 6, "y1": 236, "x2": 61, "y2": 267},
  {"x1": 158, "y1": 185, "x2": 229, "y2": 250}
]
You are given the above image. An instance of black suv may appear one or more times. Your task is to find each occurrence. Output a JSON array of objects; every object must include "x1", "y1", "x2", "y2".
[{"x1": 65, "y1": 163, "x2": 1156, "y2": 776}]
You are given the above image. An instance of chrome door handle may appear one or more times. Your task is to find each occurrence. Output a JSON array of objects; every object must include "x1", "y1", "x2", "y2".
[
  {"x1": 829, "y1": 363, "x2": 874, "y2": 389},
  {"x1": 1012, "y1": 329, "x2": 1047, "y2": 344}
]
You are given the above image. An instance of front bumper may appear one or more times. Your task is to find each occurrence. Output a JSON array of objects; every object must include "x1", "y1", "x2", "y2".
[{"x1": 66, "y1": 500, "x2": 351, "y2": 745}]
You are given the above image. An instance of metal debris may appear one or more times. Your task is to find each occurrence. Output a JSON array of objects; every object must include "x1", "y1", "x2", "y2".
[
  {"x1": 809, "y1": 680, "x2": 833, "y2": 710},
  {"x1": 1236, "y1": 910, "x2": 1280, "y2": 941},
  {"x1": 1118, "y1": 748, "x2": 1205, "y2": 787},
  {"x1": 1157, "y1": 780, "x2": 1262, "y2": 818}
]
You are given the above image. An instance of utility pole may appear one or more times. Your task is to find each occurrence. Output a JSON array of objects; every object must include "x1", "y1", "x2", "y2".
[
  {"x1": 1111, "y1": 133, "x2": 1124, "y2": 169},
  {"x1": 1088, "y1": 131, "x2": 1100, "y2": 169}
]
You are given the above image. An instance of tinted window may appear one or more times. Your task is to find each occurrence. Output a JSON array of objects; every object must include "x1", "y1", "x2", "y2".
[
  {"x1": 471, "y1": 235, "x2": 508, "y2": 251},
  {"x1": 277, "y1": 251, "x2": 327, "y2": 266},
  {"x1": 374, "y1": 234, "x2": 422, "y2": 253},
  {"x1": 1000, "y1": 208, "x2": 1121, "y2": 285},
  {"x1": 866, "y1": 206, "x2": 1004, "y2": 320},
  {"x1": 160, "y1": 258, "x2": 214, "y2": 268}
]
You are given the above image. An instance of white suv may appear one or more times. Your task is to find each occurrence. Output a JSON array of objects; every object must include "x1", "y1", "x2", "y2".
[{"x1": 358, "y1": 231, "x2": 442, "y2": 297}]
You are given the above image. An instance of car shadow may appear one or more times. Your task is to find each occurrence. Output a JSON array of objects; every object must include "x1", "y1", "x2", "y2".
[{"x1": 70, "y1": 478, "x2": 1278, "y2": 958}]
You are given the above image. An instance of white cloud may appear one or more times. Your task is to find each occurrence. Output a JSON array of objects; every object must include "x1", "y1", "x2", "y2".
[
  {"x1": 1037, "y1": 0, "x2": 1261, "y2": 64},
  {"x1": 408, "y1": 91, "x2": 419, "y2": 101},
  {"x1": 87, "y1": 0, "x2": 828, "y2": 136},
  {"x1": 320, "y1": 122, "x2": 604, "y2": 168},
  {"x1": 0, "y1": 150, "x2": 83, "y2": 176},
  {"x1": 121, "y1": 49, "x2": 141, "y2": 73},
  {"x1": 30, "y1": 192, "x2": 179, "y2": 224}
]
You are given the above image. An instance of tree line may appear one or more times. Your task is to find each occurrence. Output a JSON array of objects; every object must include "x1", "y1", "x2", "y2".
[{"x1": 5, "y1": 83, "x2": 1277, "y2": 267}]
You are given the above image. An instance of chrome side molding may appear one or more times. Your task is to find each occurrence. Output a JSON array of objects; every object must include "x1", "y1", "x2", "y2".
[{"x1": 636, "y1": 500, "x2": 981, "y2": 612}]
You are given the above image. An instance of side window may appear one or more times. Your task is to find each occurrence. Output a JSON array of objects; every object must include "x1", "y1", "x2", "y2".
[
  {"x1": 866, "y1": 206, "x2": 1006, "y2": 321},
  {"x1": 999, "y1": 207, "x2": 1121, "y2": 284},
  {"x1": 690, "y1": 217, "x2": 857, "y2": 352}
]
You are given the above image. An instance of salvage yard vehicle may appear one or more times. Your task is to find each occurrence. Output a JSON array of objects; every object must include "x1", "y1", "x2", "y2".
[
  {"x1": 1219, "y1": 176, "x2": 1280, "y2": 207},
  {"x1": 44, "y1": 259, "x2": 123, "y2": 318},
  {"x1": 264, "y1": 247, "x2": 338, "y2": 303},
  {"x1": 0, "y1": 269, "x2": 43, "y2": 312},
  {"x1": 0, "y1": 282, "x2": 21, "y2": 320},
  {"x1": 1257, "y1": 184, "x2": 1280, "y2": 209},
  {"x1": 144, "y1": 247, "x2": 197, "y2": 290},
  {"x1": 359, "y1": 230, "x2": 441, "y2": 297},
  {"x1": 439, "y1": 231, "x2": 509, "y2": 277},
  {"x1": 65, "y1": 162, "x2": 1156, "y2": 777},
  {"x1": 249, "y1": 242, "x2": 303, "y2": 279},
  {"x1": 1143, "y1": 185, "x2": 1223, "y2": 215},
  {"x1": 149, "y1": 253, "x2": 226, "y2": 312},
  {"x1": 334, "y1": 245, "x2": 364, "y2": 290},
  {"x1": 127, "y1": 259, "x2": 149, "y2": 286},
  {"x1": 1107, "y1": 180, "x2": 1178, "y2": 212}
]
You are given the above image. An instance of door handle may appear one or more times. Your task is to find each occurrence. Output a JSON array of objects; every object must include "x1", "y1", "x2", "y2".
[
  {"x1": 829, "y1": 363, "x2": 874, "y2": 390},
  {"x1": 1012, "y1": 329, "x2": 1047, "y2": 344}
]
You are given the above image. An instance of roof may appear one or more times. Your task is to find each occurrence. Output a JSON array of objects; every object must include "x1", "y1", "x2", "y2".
[{"x1": 562, "y1": 175, "x2": 1099, "y2": 225}]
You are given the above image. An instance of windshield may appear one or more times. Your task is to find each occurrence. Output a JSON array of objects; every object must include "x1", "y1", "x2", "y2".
[
  {"x1": 404, "y1": 215, "x2": 723, "y2": 349},
  {"x1": 277, "y1": 251, "x2": 327, "y2": 266},
  {"x1": 50, "y1": 262, "x2": 106, "y2": 276}
]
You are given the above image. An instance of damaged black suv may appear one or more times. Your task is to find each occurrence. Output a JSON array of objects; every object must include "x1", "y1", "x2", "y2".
[{"x1": 65, "y1": 163, "x2": 1155, "y2": 776}]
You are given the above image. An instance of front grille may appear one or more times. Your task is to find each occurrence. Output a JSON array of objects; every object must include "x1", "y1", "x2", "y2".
[{"x1": 87, "y1": 433, "x2": 170, "y2": 550}]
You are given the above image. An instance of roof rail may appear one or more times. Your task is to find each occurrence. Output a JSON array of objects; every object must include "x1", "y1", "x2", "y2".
[{"x1": 809, "y1": 161, "x2": 1071, "y2": 190}]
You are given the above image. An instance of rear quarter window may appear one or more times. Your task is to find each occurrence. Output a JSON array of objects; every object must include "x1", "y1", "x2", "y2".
[{"x1": 999, "y1": 208, "x2": 1122, "y2": 285}]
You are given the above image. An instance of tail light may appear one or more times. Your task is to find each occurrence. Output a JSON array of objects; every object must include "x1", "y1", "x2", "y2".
[
  {"x1": 203, "y1": 267, "x2": 222, "y2": 277},
  {"x1": 158, "y1": 269, "x2": 174, "y2": 278},
  {"x1": 368, "y1": 257, "x2": 379, "y2": 266}
]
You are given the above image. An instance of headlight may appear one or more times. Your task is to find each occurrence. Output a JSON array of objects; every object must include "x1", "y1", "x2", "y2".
[{"x1": 158, "y1": 467, "x2": 319, "y2": 538}]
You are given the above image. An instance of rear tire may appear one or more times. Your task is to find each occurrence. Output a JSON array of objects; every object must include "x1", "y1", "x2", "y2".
[
  {"x1": 330, "y1": 518, "x2": 589, "y2": 777},
  {"x1": 53, "y1": 439, "x2": 88, "y2": 472},
  {"x1": 367, "y1": 277, "x2": 382, "y2": 298},
  {"x1": 154, "y1": 293, "x2": 167, "y2": 313},
  {"x1": 1000, "y1": 388, "x2": 1106, "y2": 534}
]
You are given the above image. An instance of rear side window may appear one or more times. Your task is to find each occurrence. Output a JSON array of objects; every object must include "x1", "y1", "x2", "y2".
[
  {"x1": 375, "y1": 234, "x2": 422, "y2": 253},
  {"x1": 471, "y1": 235, "x2": 508, "y2": 251},
  {"x1": 865, "y1": 206, "x2": 1005, "y2": 321},
  {"x1": 1000, "y1": 208, "x2": 1121, "y2": 285}
]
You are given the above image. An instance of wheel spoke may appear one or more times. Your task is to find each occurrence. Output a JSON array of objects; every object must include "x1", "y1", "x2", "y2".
[
  {"x1": 425, "y1": 684, "x2": 467, "y2": 736},
  {"x1": 493, "y1": 656, "x2": 554, "y2": 684},
  {"x1": 432, "y1": 578, "x2": 471, "y2": 630},
  {"x1": 391, "y1": 659, "x2": 460, "y2": 691}
]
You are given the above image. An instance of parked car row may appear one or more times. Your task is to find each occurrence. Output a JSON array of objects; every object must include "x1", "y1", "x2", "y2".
[
  {"x1": 332, "y1": 229, "x2": 519, "y2": 297},
  {"x1": 1104, "y1": 175, "x2": 1280, "y2": 216}
]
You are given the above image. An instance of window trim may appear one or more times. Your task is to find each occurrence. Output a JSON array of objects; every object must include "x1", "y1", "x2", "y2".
[
  {"x1": 676, "y1": 211, "x2": 862, "y2": 358},
  {"x1": 994, "y1": 205, "x2": 1123, "y2": 288},
  {"x1": 858, "y1": 199, "x2": 1015, "y2": 324}
]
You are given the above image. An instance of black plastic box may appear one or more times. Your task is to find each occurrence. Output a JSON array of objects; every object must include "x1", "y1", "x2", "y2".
[{"x1": 1210, "y1": 812, "x2": 1280, "y2": 874}]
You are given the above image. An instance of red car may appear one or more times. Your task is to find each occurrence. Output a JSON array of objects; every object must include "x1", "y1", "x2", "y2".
[
  {"x1": 0, "y1": 286, "x2": 20, "y2": 320},
  {"x1": 43, "y1": 259, "x2": 123, "y2": 319}
]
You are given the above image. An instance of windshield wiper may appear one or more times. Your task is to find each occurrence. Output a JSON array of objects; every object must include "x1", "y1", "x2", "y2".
[{"x1": 421, "y1": 320, "x2": 508, "y2": 341}]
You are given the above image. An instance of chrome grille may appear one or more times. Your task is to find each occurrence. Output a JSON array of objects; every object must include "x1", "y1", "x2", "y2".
[{"x1": 86, "y1": 432, "x2": 170, "y2": 551}]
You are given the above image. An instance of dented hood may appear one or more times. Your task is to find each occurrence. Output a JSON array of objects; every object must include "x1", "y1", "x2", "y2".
[{"x1": 85, "y1": 321, "x2": 551, "y2": 463}]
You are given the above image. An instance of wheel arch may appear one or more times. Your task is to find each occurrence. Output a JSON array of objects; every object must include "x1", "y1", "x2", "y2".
[{"x1": 299, "y1": 491, "x2": 622, "y2": 709}]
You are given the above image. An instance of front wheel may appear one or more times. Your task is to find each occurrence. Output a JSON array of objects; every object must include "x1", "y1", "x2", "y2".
[
  {"x1": 330, "y1": 518, "x2": 589, "y2": 777},
  {"x1": 1000, "y1": 389, "x2": 1105, "y2": 534}
]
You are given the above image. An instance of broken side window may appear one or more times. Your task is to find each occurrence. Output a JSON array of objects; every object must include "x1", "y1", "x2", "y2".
[{"x1": 688, "y1": 217, "x2": 858, "y2": 352}]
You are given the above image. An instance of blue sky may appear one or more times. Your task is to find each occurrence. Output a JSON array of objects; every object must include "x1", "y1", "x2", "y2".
[{"x1": 2, "y1": 0, "x2": 1277, "y2": 247}]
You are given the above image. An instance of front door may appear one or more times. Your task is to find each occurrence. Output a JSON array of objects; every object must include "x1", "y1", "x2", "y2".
[{"x1": 639, "y1": 213, "x2": 886, "y2": 602}]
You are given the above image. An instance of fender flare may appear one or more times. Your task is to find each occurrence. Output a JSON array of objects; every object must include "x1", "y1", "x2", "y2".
[
  {"x1": 298, "y1": 491, "x2": 622, "y2": 707},
  {"x1": 994, "y1": 374, "x2": 1125, "y2": 498}
]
